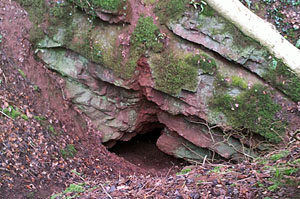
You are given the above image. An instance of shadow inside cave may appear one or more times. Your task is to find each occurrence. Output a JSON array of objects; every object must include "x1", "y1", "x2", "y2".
[{"x1": 108, "y1": 128, "x2": 187, "y2": 174}]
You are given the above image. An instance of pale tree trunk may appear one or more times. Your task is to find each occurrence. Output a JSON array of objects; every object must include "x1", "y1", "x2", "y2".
[{"x1": 205, "y1": 0, "x2": 300, "y2": 75}]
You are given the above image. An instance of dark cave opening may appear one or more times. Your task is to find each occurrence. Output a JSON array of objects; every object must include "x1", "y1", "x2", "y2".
[{"x1": 108, "y1": 127, "x2": 187, "y2": 174}]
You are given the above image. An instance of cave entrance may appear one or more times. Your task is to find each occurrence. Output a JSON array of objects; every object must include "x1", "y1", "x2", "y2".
[{"x1": 108, "y1": 127, "x2": 186, "y2": 174}]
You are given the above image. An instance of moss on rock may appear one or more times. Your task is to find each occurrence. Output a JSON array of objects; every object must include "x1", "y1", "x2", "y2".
[
  {"x1": 155, "y1": 0, "x2": 188, "y2": 24},
  {"x1": 186, "y1": 53, "x2": 217, "y2": 75},
  {"x1": 211, "y1": 84, "x2": 285, "y2": 143},
  {"x1": 131, "y1": 16, "x2": 164, "y2": 53},
  {"x1": 68, "y1": 0, "x2": 125, "y2": 12},
  {"x1": 263, "y1": 58, "x2": 300, "y2": 102},
  {"x1": 151, "y1": 53, "x2": 202, "y2": 95},
  {"x1": 231, "y1": 76, "x2": 248, "y2": 90}
]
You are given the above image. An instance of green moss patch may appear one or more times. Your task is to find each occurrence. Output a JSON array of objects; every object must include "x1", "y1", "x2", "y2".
[
  {"x1": 151, "y1": 53, "x2": 201, "y2": 95},
  {"x1": 116, "y1": 15, "x2": 164, "y2": 79},
  {"x1": 16, "y1": 0, "x2": 47, "y2": 24},
  {"x1": 131, "y1": 16, "x2": 164, "y2": 53},
  {"x1": 231, "y1": 76, "x2": 248, "y2": 90},
  {"x1": 15, "y1": 0, "x2": 47, "y2": 43},
  {"x1": 186, "y1": 53, "x2": 217, "y2": 75},
  {"x1": 68, "y1": 0, "x2": 125, "y2": 13},
  {"x1": 155, "y1": 0, "x2": 188, "y2": 24},
  {"x1": 211, "y1": 84, "x2": 285, "y2": 143},
  {"x1": 263, "y1": 58, "x2": 300, "y2": 102}
]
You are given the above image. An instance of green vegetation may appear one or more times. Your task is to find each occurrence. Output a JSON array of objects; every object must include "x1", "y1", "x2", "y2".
[
  {"x1": 255, "y1": 149, "x2": 300, "y2": 192},
  {"x1": 0, "y1": 34, "x2": 2, "y2": 43},
  {"x1": 239, "y1": 0, "x2": 300, "y2": 44},
  {"x1": 176, "y1": 168, "x2": 192, "y2": 175},
  {"x1": 21, "y1": 114, "x2": 29, "y2": 120},
  {"x1": 68, "y1": 0, "x2": 125, "y2": 14},
  {"x1": 296, "y1": 38, "x2": 300, "y2": 48},
  {"x1": 131, "y1": 16, "x2": 163, "y2": 53},
  {"x1": 265, "y1": 163, "x2": 299, "y2": 191},
  {"x1": 231, "y1": 76, "x2": 248, "y2": 90},
  {"x1": 186, "y1": 53, "x2": 217, "y2": 75},
  {"x1": 18, "y1": 69, "x2": 26, "y2": 78},
  {"x1": 210, "y1": 166, "x2": 222, "y2": 173},
  {"x1": 263, "y1": 58, "x2": 300, "y2": 102},
  {"x1": 155, "y1": 0, "x2": 188, "y2": 24},
  {"x1": 211, "y1": 84, "x2": 285, "y2": 143},
  {"x1": 155, "y1": 0, "x2": 215, "y2": 24},
  {"x1": 64, "y1": 183, "x2": 85, "y2": 194},
  {"x1": 2, "y1": 106, "x2": 21, "y2": 119},
  {"x1": 29, "y1": 26, "x2": 45, "y2": 44},
  {"x1": 60, "y1": 144, "x2": 77, "y2": 159},
  {"x1": 151, "y1": 53, "x2": 217, "y2": 95},
  {"x1": 151, "y1": 53, "x2": 200, "y2": 95},
  {"x1": 48, "y1": 125, "x2": 59, "y2": 136},
  {"x1": 270, "y1": 150, "x2": 289, "y2": 161},
  {"x1": 117, "y1": 15, "x2": 164, "y2": 79},
  {"x1": 15, "y1": 0, "x2": 47, "y2": 44},
  {"x1": 51, "y1": 183, "x2": 85, "y2": 199},
  {"x1": 143, "y1": 0, "x2": 156, "y2": 5},
  {"x1": 34, "y1": 115, "x2": 47, "y2": 121},
  {"x1": 16, "y1": 0, "x2": 47, "y2": 24}
]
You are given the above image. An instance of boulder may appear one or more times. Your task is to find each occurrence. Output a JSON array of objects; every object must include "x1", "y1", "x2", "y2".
[{"x1": 34, "y1": 0, "x2": 300, "y2": 162}]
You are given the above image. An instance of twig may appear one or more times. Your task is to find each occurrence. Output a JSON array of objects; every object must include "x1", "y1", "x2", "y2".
[
  {"x1": 0, "y1": 110, "x2": 13, "y2": 119},
  {"x1": 61, "y1": 86, "x2": 66, "y2": 100},
  {"x1": 165, "y1": 164, "x2": 174, "y2": 178},
  {"x1": 2, "y1": 73, "x2": 7, "y2": 83},
  {"x1": 202, "y1": 155, "x2": 207, "y2": 166},
  {"x1": 100, "y1": 183, "x2": 113, "y2": 199},
  {"x1": 184, "y1": 117, "x2": 217, "y2": 143}
]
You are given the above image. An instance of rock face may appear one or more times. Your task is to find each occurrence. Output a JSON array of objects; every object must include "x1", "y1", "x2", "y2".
[{"x1": 32, "y1": 0, "x2": 300, "y2": 162}]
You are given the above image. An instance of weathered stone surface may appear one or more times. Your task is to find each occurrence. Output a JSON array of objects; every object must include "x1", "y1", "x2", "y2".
[
  {"x1": 157, "y1": 128, "x2": 212, "y2": 161},
  {"x1": 167, "y1": 8, "x2": 270, "y2": 76},
  {"x1": 35, "y1": 1, "x2": 300, "y2": 162}
]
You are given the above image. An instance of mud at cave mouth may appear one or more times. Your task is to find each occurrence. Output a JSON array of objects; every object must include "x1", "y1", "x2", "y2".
[{"x1": 108, "y1": 127, "x2": 187, "y2": 175}]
